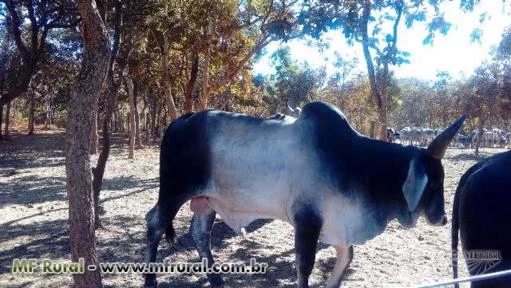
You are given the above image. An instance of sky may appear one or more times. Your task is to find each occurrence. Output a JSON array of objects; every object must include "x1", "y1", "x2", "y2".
[{"x1": 253, "y1": 0, "x2": 511, "y2": 81}]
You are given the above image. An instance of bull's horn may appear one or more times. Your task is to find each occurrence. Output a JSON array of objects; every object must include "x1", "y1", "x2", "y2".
[
  {"x1": 427, "y1": 115, "x2": 466, "y2": 159},
  {"x1": 286, "y1": 101, "x2": 295, "y2": 113}
]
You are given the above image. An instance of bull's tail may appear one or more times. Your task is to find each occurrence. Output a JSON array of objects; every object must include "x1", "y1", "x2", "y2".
[
  {"x1": 165, "y1": 219, "x2": 176, "y2": 244},
  {"x1": 145, "y1": 196, "x2": 190, "y2": 245},
  {"x1": 451, "y1": 180, "x2": 462, "y2": 288},
  {"x1": 161, "y1": 195, "x2": 191, "y2": 244}
]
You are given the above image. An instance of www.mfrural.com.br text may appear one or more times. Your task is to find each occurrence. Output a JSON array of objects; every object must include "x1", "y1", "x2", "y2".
[{"x1": 11, "y1": 258, "x2": 268, "y2": 275}]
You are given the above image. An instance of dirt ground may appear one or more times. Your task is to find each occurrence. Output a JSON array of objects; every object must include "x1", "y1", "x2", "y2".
[{"x1": 0, "y1": 131, "x2": 507, "y2": 288}]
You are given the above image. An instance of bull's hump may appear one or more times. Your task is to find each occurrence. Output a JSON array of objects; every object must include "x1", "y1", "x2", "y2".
[{"x1": 299, "y1": 102, "x2": 359, "y2": 138}]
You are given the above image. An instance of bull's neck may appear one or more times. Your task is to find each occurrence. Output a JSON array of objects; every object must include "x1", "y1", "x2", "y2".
[
  {"x1": 353, "y1": 136, "x2": 422, "y2": 221},
  {"x1": 358, "y1": 135, "x2": 420, "y2": 171}
]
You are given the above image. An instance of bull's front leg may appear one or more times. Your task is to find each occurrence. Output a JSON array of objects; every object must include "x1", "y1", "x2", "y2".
[
  {"x1": 293, "y1": 205, "x2": 322, "y2": 288},
  {"x1": 326, "y1": 245, "x2": 353, "y2": 288}
]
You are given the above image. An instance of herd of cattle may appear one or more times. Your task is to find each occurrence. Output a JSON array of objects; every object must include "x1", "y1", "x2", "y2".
[
  {"x1": 388, "y1": 126, "x2": 511, "y2": 148},
  {"x1": 144, "y1": 102, "x2": 510, "y2": 288}
]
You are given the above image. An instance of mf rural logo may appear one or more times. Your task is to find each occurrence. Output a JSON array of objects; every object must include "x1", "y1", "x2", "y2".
[{"x1": 463, "y1": 249, "x2": 502, "y2": 275}]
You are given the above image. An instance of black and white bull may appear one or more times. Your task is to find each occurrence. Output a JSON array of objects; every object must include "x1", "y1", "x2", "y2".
[
  {"x1": 145, "y1": 102, "x2": 465, "y2": 288},
  {"x1": 451, "y1": 150, "x2": 511, "y2": 288}
]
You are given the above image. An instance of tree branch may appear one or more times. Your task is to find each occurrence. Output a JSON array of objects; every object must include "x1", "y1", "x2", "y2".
[
  {"x1": 26, "y1": 0, "x2": 39, "y2": 56},
  {"x1": 5, "y1": 0, "x2": 29, "y2": 60},
  {"x1": 360, "y1": 0, "x2": 380, "y2": 108},
  {"x1": 387, "y1": 0, "x2": 404, "y2": 64}
]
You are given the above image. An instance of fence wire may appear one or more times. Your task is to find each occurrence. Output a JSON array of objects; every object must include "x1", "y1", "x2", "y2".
[{"x1": 413, "y1": 268, "x2": 511, "y2": 288}]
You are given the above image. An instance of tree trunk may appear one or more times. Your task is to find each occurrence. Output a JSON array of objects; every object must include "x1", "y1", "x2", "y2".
[
  {"x1": 140, "y1": 90, "x2": 149, "y2": 145},
  {"x1": 44, "y1": 96, "x2": 52, "y2": 128},
  {"x1": 198, "y1": 45, "x2": 211, "y2": 111},
  {"x1": 145, "y1": 111, "x2": 151, "y2": 144},
  {"x1": 360, "y1": 1, "x2": 382, "y2": 139},
  {"x1": 65, "y1": 1, "x2": 109, "y2": 287},
  {"x1": 475, "y1": 119, "x2": 485, "y2": 156},
  {"x1": 92, "y1": 75, "x2": 118, "y2": 229},
  {"x1": 91, "y1": 0, "x2": 122, "y2": 229},
  {"x1": 148, "y1": 91, "x2": 156, "y2": 143},
  {"x1": 113, "y1": 109, "x2": 119, "y2": 133},
  {"x1": 156, "y1": 104, "x2": 163, "y2": 140},
  {"x1": 0, "y1": 30, "x2": 8, "y2": 124},
  {"x1": 92, "y1": 71, "x2": 118, "y2": 229},
  {"x1": 10, "y1": 99, "x2": 16, "y2": 128},
  {"x1": 90, "y1": 108, "x2": 99, "y2": 154},
  {"x1": 360, "y1": 0, "x2": 402, "y2": 142},
  {"x1": 111, "y1": 110, "x2": 115, "y2": 133},
  {"x1": 134, "y1": 91, "x2": 142, "y2": 149},
  {"x1": 124, "y1": 72, "x2": 135, "y2": 159},
  {"x1": 184, "y1": 49, "x2": 199, "y2": 113},
  {"x1": 0, "y1": 104, "x2": 3, "y2": 140},
  {"x1": 92, "y1": 82, "x2": 115, "y2": 228},
  {"x1": 369, "y1": 120, "x2": 376, "y2": 139},
  {"x1": 161, "y1": 34, "x2": 178, "y2": 121},
  {"x1": 28, "y1": 88, "x2": 35, "y2": 135},
  {"x1": 4, "y1": 101, "x2": 10, "y2": 138},
  {"x1": 379, "y1": 61, "x2": 390, "y2": 141},
  {"x1": 121, "y1": 110, "x2": 126, "y2": 133}
]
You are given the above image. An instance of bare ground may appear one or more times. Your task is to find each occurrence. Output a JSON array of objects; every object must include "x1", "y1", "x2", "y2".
[{"x1": 0, "y1": 131, "x2": 507, "y2": 288}]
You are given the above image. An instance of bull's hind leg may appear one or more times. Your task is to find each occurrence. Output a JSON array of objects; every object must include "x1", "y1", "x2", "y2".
[
  {"x1": 326, "y1": 245, "x2": 353, "y2": 288},
  {"x1": 144, "y1": 205, "x2": 166, "y2": 287},
  {"x1": 293, "y1": 206, "x2": 323, "y2": 288},
  {"x1": 190, "y1": 210, "x2": 225, "y2": 288},
  {"x1": 144, "y1": 198, "x2": 187, "y2": 288}
]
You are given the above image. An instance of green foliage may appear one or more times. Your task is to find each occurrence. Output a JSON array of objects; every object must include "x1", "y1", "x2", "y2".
[
  {"x1": 297, "y1": 1, "x2": 453, "y2": 61},
  {"x1": 259, "y1": 47, "x2": 326, "y2": 113},
  {"x1": 2, "y1": 0, "x2": 509, "y2": 136},
  {"x1": 318, "y1": 71, "x2": 377, "y2": 135},
  {"x1": 392, "y1": 27, "x2": 511, "y2": 131},
  {"x1": 390, "y1": 77, "x2": 463, "y2": 129}
]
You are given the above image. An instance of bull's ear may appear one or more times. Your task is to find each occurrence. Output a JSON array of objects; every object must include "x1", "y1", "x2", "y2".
[
  {"x1": 402, "y1": 158, "x2": 428, "y2": 212},
  {"x1": 427, "y1": 116, "x2": 466, "y2": 159}
]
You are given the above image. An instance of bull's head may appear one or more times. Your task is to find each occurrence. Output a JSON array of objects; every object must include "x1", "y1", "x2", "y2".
[{"x1": 401, "y1": 116, "x2": 466, "y2": 226}]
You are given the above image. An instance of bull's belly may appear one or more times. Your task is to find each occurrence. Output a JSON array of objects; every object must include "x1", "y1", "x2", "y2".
[
  {"x1": 196, "y1": 184, "x2": 385, "y2": 246},
  {"x1": 205, "y1": 141, "x2": 313, "y2": 233},
  {"x1": 197, "y1": 179, "x2": 295, "y2": 233}
]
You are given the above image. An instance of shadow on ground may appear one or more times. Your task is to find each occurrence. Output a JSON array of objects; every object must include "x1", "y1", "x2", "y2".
[
  {"x1": 447, "y1": 151, "x2": 492, "y2": 162},
  {"x1": 0, "y1": 219, "x2": 69, "y2": 274},
  {"x1": 0, "y1": 133, "x2": 65, "y2": 170},
  {"x1": 102, "y1": 176, "x2": 158, "y2": 191},
  {"x1": 0, "y1": 175, "x2": 67, "y2": 206}
]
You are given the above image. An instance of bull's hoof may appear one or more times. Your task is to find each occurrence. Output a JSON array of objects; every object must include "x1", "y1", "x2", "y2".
[{"x1": 143, "y1": 278, "x2": 157, "y2": 288}]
